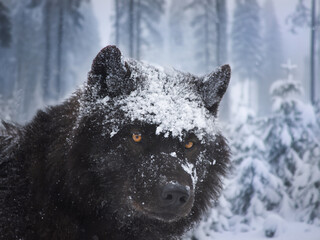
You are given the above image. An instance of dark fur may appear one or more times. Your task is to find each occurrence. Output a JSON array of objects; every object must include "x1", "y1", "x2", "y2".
[{"x1": 0, "y1": 46, "x2": 231, "y2": 240}]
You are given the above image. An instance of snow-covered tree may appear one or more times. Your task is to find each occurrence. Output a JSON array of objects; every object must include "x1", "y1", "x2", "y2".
[
  {"x1": 0, "y1": 0, "x2": 11, "y2": 48},
  {"x1": 186, "y1": 194, "x2": 233, "y2": 239},
  {"x1": 265, "y1": 74, "x2": 320, "y2": 223},
  {"x1": 185, "y1": 117, "x2": 287, "y2": 238},
  {"x1": 225, "y1": 119, "x2": 284, "y2": 230}
]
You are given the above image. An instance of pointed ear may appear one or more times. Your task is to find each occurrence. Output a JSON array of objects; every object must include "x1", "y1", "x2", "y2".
[
  {"x1": 87, "y1": 45, "x2": 134, "y2": 98},
  {"x1": 196, "y1": 64, "x2": 231, "y2": 116}
]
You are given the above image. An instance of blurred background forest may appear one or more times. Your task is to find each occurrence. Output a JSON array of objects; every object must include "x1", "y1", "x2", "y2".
[{"x1": 0, "y1": 0, "x2": 320, "y2": 239}]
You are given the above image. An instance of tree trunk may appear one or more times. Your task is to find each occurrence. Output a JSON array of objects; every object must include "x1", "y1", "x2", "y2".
[
  {"x1": 216, "y1": 2, "x2": 221, "y2": 66},
  {"x1": 204, "y1": 4, "x2": 209, "y2": 73},
  {"x1": 115, "y1": 0, "x2": 119, "y2": 46},
  {"x1": 129, "y1": 0, "x2": 134, "y2": 57},
  {"x1": 217, "y1": 0, "x2": 230, "y2": 120},
  {"x1": 56, "y1": 4, "x2": 64, "y2": 99},
  {"x1": 43, "y1": 0, "x2": 52, "y2": 101},
  {"x1": 311, "y1": 0, "x2": 316, "y2": 104},
  {"x1": 216, "y1": 0, "x2": 227, "y2": 65},
  {"x1": 318, "y1": 0, "x2": 320, "y2": 100},
  {"x1": 135, "y1": 0, "x2": 141, "y2": 60}
]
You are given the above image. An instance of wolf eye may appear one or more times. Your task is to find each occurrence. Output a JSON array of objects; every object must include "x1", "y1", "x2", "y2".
[
  {"x1": 185, "y1": 141, "x2": 194, "y2": 149},
  {"x1": 132, "y1": 133, "x2": 142, "y2": 143}
]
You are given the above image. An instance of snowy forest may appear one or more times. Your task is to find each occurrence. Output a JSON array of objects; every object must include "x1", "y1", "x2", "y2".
[{"x1": 0, "y1": 0, "x2": 320, "y2": 239}]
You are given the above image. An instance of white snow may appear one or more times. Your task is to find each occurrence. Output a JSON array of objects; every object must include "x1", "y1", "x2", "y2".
[
  {"x1": 78, "y1": 58, "x2": 220, "y2": 140},
  {"x1": 170, "y1": 152, "x2": 177, "y2": 157},
  {"x1": 181, "y1": 162, "x2": 198, "y2": 189},
  {"x1": 118, "y1": 59, "x2": 218, "y2": 140},
  {"x1": 187, "y1": 221, "x2": 320, "y2": 240},
  {"x1": 263, "y1": 213, "x2": 286, "y2": 238}
]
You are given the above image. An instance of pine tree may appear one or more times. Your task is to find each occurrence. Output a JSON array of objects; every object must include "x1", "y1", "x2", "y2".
[
  {"x1": 216, "y1": 0, "x2": 227, "y2": 66},
  {"x1": 292, "y1": 139, "x2": 320, "y2": 224},
  {"x1": 186, "y1": 118, "x2": 286, "y2": 237},
  {"x1": 168, "y1": 0, "x2": 186, "y2": 62},
  {"x1": 225, "y1": 119, "x2": 284, "y2": 229},
  {"x1": 265, "y1": 73, "x2": 320, "y2": 223},
  {"x1": 315, "y1": 100, "x2": 320, "y2": 127},
  {"x1": 35, "y1": 0, "x2": 86, "y2": 101},
  {"x1": 114, "y1": 0, "x2": 165, "y2": 60},
  {"x1": 0, "y1": 90, "x2": 22, "y2": 121},
  {"x1": 10, "y1": 0, "x2": 46, "y2": 121},
  {"x1": 0, "y1": 0, "x2": 14, "y2": 98},
  {"x1": 215, "y1": 0, "x2": 229, "y2": 120},
  {"x1": 56, "y1": 0, "x2": 86, "y2": 98},
  {"x1": 0, "y1": 1, "x2": 11, "y2": 48},
  {"x1": 231, "y1": 0, "x2": 262, "y2": 113},
  {"x1": 187, "y1": 194, "x2": 233, "y2": 238},
  {"x1": 231, "y1": 0, "x2": 262, "y2": 81},
  {"x1": 59, "y1": 0, "x2": 100, "y2": 96},
  {"x1": 0, "y1": 0, "x2": 99, "y2": 123},
  {"x1": 287, "y1": 0, "x2": 320, "y2": 104},
  {"x1": 167, "y1": 0, "x2": 196, "y2": 73},
  {"x1": 260, "y1": 0, "x2": 284, "y2": 116},
  {"x1": 186, "y1": 0, "x2": 219, "y2": 73}
]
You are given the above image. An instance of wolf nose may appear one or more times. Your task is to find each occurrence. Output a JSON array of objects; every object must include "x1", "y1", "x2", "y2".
[{"x1": 161, "y1": 184, "x2": 190, "y2": 208}]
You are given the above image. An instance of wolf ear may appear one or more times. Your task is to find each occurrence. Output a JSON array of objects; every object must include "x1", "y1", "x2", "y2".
[
  {"x1": 87, "y1": 45, "x2": 134, "y2": 98},
  {"x1": 196, "y1": 64, "x2": 231, "y2": 117}
]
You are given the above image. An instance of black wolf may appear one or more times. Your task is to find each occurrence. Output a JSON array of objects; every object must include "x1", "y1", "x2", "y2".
[{"x1": 0, "y1": 46, "x2": 231, "y2": 240}]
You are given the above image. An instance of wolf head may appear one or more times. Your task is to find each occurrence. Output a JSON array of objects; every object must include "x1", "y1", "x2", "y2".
[{"x1": 68, "y1": 46, "x2": 231, "y2": 235}]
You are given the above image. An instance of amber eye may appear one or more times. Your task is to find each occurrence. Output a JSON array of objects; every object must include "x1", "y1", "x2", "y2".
[
  {"x1": 132, "y1": 133, "x2": 142, "y2": 143},
  {"x1": 185, "y1": 141, "x2": 194, "y2": 149}
]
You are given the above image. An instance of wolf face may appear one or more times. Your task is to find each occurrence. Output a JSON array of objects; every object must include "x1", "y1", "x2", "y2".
[
  {"x1": 68, "y1": 46, "x2": 231, "y2": 229},
  {"x1": 0, "y1": 45, "x2": 231, "y2": 240}
]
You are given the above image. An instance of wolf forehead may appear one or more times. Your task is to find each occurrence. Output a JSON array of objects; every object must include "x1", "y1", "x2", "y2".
[{"x1": 80, "y1": 46, "x2": 231, "y2": 139}]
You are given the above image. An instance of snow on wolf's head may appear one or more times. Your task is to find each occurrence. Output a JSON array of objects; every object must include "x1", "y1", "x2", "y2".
[{"x1": 74, "y1": 46, "x2": 231, "y2": 232}]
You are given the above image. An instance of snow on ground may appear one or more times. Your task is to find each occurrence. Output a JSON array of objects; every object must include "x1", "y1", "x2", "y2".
[{"x1": 195, "y1": 222, "x2": 320, "y2": 240}]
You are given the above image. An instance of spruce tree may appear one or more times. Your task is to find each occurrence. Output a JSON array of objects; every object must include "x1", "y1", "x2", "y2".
[
  {"x1": 265, "y1": 71, "x2": 320, "y2": 223},
  {"x1": 225, "y1": 119, "x2": 284, "y2": 228}
]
